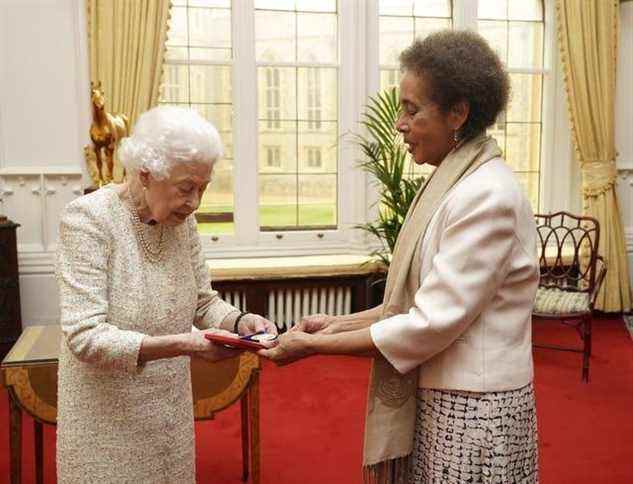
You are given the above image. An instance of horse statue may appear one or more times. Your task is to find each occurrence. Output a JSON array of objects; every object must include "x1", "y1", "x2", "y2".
[{"x1": 86, "y1": 82, "x2": 129, "y2": 185}]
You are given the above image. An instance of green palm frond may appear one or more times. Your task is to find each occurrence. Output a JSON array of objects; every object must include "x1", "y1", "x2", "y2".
[{"x1": 352, "y1": 87, "x2": 425, "y2": 269}]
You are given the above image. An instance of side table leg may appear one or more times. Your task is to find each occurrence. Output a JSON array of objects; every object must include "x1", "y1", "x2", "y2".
[
  {"x1": 34, "y1": 420, "x2": 44, "y2": 484},
  {"x1": 240, "y1": 393, "x2": 250, "y2": 481},
  {"x1": 8, "y1": 391, "x2": 22, "y2": 484},
  {"x1": 249, "y1": 371, "x2": 260, "y2": 484}
]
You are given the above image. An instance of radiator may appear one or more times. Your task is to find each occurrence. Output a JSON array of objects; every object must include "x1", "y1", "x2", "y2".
[
  {"x1": 219, "y1": 290, "x2": 247, "y2": 312},
  {"x1": 218, "y1": 286, "x2": 353, "y2": 331},
  {"x1": 267, "y1": 287, "x2": 352, "y2": 329}
]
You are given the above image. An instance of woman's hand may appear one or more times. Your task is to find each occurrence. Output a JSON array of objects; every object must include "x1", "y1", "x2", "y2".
[
  {"x1": 183, "y1": 328, "x2": 243, "y2": 362},
  {"x1": 290, "y1": 313, "x2": 338, "y2": 334},
  {"x1": 236, "y1": 313, "x2": 278, "y2": 337},
  {"x1": 258, "y1": 330, "x2": 315, "y2": 366}
]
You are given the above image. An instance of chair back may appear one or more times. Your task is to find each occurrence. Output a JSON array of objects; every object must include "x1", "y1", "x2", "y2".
[{"x1": 534, "y1": 211, "x2": 600, "y2": 295}]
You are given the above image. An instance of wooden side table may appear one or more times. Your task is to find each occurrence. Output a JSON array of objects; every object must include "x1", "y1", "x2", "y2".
[{"x1": 1, "y1": 325, "x2": 261, "y2": 484}]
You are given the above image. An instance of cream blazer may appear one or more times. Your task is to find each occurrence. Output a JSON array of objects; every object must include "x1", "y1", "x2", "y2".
[{"x1": 370, "y1": 158, "x2": 539, "y2": 392}]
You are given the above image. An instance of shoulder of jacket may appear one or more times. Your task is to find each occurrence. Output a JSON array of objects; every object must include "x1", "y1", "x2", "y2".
[
  {"x1": 62, "y1": 188, "x2": 116, "y2": 225},
  {"x1": 447, "y1": 158, "x2": 522, "y2": 211}
]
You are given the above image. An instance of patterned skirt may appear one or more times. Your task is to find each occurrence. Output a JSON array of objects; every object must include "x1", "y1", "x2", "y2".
[{"x1": 409, "y1": 384, "x2": 538, "y2": 484}]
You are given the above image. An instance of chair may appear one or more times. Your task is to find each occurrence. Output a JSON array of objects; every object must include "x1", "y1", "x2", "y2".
[{"x1": 532, "y1": 211, "x2": 607, "y2": 382}]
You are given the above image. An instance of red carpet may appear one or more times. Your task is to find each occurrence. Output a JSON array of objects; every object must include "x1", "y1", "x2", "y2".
[{"x1": 1, "y1": 317, "x2": 632, "y2": 483}]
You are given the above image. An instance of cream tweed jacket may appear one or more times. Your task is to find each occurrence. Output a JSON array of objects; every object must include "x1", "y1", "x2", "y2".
[{"x1": 56, "y1": 186, "x2": 237, "y2": 483}]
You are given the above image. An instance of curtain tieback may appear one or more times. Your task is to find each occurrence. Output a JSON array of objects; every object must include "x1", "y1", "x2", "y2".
[{"x1": 581, "y1": 160, "x2": 617, "y2": 197}]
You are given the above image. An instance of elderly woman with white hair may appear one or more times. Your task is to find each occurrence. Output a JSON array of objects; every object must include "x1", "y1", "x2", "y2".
[{"x1": 55, "y1": 105, "x2": 276, "y2": 483}]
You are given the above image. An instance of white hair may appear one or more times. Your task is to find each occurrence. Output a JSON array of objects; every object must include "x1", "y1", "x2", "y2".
[{"x1": 118, "y1": 105, "x2": 223, "y2": 180}]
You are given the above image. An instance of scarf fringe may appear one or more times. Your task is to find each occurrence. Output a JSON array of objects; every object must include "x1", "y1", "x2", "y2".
[{"x1": 363, "y1": 456, "x2": 411, "y2": 484}]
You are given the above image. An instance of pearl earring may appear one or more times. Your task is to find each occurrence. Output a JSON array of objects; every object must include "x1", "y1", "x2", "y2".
[{"x1": 453, "y1": 129, "x2": 460, "y2": 142}]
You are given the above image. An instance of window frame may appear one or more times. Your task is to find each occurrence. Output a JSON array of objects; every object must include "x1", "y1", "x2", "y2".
[
  {"x1": 168, "y1": 0, "x2": 571, "y2": 259},
  {"x1": 467, "y1": 0, "x2": 575, "y2": 216},
  {"x1": 192, "y1": 0, "x2": 360, "y2": 257}
]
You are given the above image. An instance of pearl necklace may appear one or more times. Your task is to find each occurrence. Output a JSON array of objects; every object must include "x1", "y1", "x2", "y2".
[{"x1": 130, "y1": 205, "x2": 165, "y2": 263}]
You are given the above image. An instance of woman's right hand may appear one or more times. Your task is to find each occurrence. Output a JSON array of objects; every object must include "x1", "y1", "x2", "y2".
[
  {"x1": 290, "y1": 313, "x2": 339, "y2": 335},
  {"x1": 182, "y1": 328, "x2": 243, "y2": 362}
]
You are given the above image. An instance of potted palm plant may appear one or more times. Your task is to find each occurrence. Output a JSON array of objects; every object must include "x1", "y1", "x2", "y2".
[{"x1": 353, "y1": 87, "x2": 426, "y2": 280}]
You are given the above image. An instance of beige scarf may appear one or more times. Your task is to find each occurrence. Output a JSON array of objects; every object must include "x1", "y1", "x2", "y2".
[{"x1": 362, "y1": 134, "x2": 502, "y2": 483}]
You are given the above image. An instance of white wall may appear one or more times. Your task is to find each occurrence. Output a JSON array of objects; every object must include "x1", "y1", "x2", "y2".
[
  {"x1": 0, "y1": 0, "x2": 90, "y2": 325},
  {"x1": 0, "y1": 0, "x2": 632, "y2": 328}
]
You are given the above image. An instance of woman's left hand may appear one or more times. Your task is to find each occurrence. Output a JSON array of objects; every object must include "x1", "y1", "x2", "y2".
[
  {"x1": 237, "y1": 313, "x2": 278, "y2": 337},
  {"x1": 257, "y1": 331, "x2": 315, "y2": 366}
]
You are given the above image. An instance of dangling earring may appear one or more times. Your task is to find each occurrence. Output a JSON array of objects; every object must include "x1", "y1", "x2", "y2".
[{"x1": 453, "y1": 129, "x2": 460, "y2": 143}]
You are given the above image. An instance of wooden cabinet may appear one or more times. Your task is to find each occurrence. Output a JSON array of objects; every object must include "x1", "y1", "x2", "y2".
[{"x1": 0, "y1": 217, "x2": 21, "y2": 359}]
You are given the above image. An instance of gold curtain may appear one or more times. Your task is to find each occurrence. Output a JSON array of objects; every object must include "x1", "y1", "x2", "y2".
[
  {"x1": 87, "y1": 0, "x2": 171, "y2": 175},
  {"x1": 556, "y1": 0, "x2": 632, "y2": 312}
]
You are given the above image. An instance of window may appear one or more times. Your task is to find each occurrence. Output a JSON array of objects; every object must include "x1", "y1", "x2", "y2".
[
  {"x1": 163, "y1": 66, "x2": 185, "y2": 101},
  {"x1": 477, "y1": 0, "x2": 544, "y2": 210},
  {"x1": 306, "y1": 147, "x2": 322, "y2": 168},
  {"x1": 157, "y1": 1, "x2": 557, "y2": 256},
  {"x1": 255, "y1": 0, "x2": 338, "y2": 230},
  {"x1": 160, "y1": 0, "x2": 235, "y2": 234},
  {"x1": 383, "y1": 69, "x2": 399, "y2": 91},
  {"x1": 306, "y1": 68, "x2": 322, "y2": 130},
  {"x1": 379, "y1": 0, "x2": 453, "y2": 92},
  {"x1": 265, "y1": 146, "x2": 281, "y2": 168},
  {"x1": 378, "y1": 0, "x2": 453, "y2": 181},
  {"x1": 376, "y1": 0, "x2": 545, "y2": 212},
  {"x1": 265, "y1": 68, "x2": 281, "y2": 129}
]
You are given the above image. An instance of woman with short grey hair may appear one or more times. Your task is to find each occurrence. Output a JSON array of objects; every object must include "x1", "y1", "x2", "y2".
[{"x1": 56, "y1": 105, "x2": 277, "y2": 483}]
